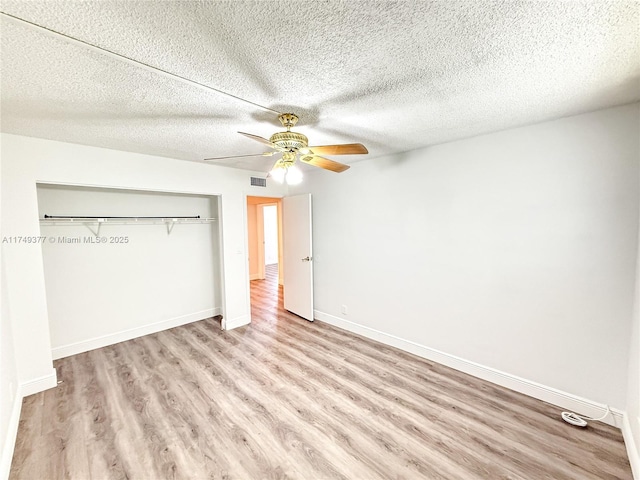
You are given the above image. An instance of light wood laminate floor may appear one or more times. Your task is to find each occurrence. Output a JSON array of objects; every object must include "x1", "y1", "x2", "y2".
[{"x1": 11, "y1": 264, "x2": 632, "y2": 479}]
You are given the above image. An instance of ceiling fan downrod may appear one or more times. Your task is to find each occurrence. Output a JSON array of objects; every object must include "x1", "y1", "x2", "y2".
[{"x1": 278, "y1": 113, "x2": 299, "y2": 131}]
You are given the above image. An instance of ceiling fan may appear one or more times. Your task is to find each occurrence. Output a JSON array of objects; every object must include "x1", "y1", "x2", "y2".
[
  {"x1": 0, "y1": 13, "x2": 367, "y2": 185},
  {"x1": 204, "y1": 113, "x2": 368, "y2": 184}
]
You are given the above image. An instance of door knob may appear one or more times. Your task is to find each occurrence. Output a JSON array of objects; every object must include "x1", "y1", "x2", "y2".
[{"x1": 301, "y1": 256, "x2": 312, "y2": 262}]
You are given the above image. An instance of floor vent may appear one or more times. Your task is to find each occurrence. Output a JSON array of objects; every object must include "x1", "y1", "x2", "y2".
[{"x1": 250, "y1": 177, "x2": 267, "y2": 187}]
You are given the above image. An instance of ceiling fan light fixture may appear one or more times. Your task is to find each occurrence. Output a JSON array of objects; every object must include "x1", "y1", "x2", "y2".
[
  {"x1": 285, "y1": 165, "x2": 303, "y2": 185},
  {"x1": 268, "y1": 166, "x2": 286, "y2": 183},
  {"x1": 268, "y1": 164, "x2": 303, "y2": 185}
]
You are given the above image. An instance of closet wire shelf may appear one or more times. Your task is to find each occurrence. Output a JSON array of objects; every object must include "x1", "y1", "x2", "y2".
[{"x1": 39, "y1": 215, "x2": 217, "y2": 235}]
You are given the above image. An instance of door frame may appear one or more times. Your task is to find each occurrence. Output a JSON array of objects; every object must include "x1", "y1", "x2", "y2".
[{"x1": 246, "y1": 196, "x2": 284, "y2": 284}]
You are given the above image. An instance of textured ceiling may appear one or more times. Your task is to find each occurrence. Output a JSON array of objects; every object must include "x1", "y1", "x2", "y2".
[{"x1": 1, "y1": 1, "x2": 638, "y2": 174}]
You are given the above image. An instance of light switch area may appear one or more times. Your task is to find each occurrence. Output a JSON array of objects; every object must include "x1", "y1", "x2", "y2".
[{"x1": 341, "y1": 305, "x2": 348, "y2": 315}]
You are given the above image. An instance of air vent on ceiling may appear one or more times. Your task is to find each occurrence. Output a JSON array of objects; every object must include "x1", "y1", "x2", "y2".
[{"x1": 250, "y1": 177, "x2": 267, "y2": 187}]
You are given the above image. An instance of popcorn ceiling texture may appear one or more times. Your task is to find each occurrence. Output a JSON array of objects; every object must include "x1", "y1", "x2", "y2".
[{"x1": 1, "y1": 1, "x2": 638, "y2": 171}]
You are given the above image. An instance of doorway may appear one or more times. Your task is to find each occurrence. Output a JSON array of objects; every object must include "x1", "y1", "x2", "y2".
[
  {"x1": 247, "y1": 196, "x2": 283, "y2": 283},
  {"x1": 247, "y1": 194, "x2": 314, "y2": 323},
  {"x1": 247, "y1": 196, "x2": 283, "y2": 321}
]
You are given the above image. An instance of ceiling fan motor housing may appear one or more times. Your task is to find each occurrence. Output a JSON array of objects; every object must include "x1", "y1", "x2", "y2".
[{"x1": 269, "y1": 131, "x2": 308, "y2": 152}]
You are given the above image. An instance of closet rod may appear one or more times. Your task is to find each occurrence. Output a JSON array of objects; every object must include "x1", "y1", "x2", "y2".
[{"x1": 43, "y1": 215, "x2": 201, "y2": 219}]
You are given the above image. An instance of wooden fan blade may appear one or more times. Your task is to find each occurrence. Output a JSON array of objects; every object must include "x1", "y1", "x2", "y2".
[
  {"x1": 239, "y1": 131, "x2": 276, "y2": 147},
  {"x1": 300, "y1": 155, "x2": 350, "y2": 173},
  {"x1": 305, "y1": 143, "x2": 368, "y2": 155},
  {"x1": 204, "y1": 152, "x2": 275, "y2": 161}
]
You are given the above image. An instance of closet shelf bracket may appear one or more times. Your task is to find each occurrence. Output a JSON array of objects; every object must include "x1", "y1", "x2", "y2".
[{"x1": 85, "y1": 221, "x2": 102, "y2": 237}]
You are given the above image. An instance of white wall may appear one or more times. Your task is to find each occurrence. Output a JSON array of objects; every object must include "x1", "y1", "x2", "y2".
[
  {"x1": 264, "y1": 205, "x2": 279, "y2": 265},
  {"x1": 0, "y1": 131, "x2": 286, "y2": 392},
  {"x1": 0, "y1": 162, "x2": 20, "y2": 479},
  {"x1": 627, "y1": 279, "x2": 640, "y2": 476},
  {"x1": 625, "y1": 162, "x2": 640, "y2": 476},
  {"x1": 294, "y1": 103, "x2": 639, "y2": 413},
  {"x1": 0, "y1": 259, "x2": 20, "y2": 480},
  {"x1": 36, "y1": 186, "x2": 222, "y2": 358}
]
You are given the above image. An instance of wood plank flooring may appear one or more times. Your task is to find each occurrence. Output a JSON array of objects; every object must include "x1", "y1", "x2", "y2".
[{"x1": 11, "y1": 264, "x2": 632, "y2": 479}]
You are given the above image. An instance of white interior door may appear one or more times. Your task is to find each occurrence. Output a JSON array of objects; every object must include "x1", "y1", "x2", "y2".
[{"x1": 283, "y1": 194, "x2": 314, "y2": 321}]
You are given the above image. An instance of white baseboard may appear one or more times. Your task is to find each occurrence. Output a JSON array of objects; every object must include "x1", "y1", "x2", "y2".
[
  {"x1": 622, "y1": 413, "x2": 640, "y2": 479},
  {"x1": 20, "y1": 368, "x2": 57, "y2": 397},
  {"x1": 315, "y1": 310, "x2": 623, "y2": 428},
  {"x1": 223, "y1": 313, "x2": 250, "y2": 330},
  {"x1": 1, "y1": 383, "x2": 23, "y2": 480},
  {"x1": 249, "y1": 273, "x2": 261, "y2": 281},
  {"x1": 52, "y1": 308, "x2": 220, "y2": 359}
]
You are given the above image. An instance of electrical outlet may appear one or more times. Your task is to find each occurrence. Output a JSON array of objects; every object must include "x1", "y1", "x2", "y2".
[{"x1": 341, "y1": 305, "x2": 348, "y2": 315}]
